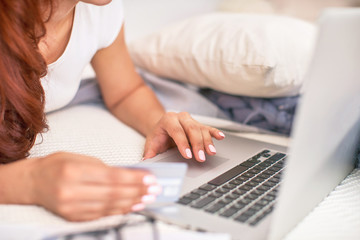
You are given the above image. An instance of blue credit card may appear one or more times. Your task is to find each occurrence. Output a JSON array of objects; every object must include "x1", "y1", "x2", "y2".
[{"x1": 128, "y1": 162, "x2": 188, "y2": 203}]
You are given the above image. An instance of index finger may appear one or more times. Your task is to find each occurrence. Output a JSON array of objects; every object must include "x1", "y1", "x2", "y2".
[{"x1": 82, "y1": 166, "x2": 156, "y2": 186}]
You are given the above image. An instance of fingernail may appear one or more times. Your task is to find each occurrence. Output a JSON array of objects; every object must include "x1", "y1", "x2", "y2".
[
  {"x1": 148, "y1": 185, "x2": 162, "y2": 195},
  {"x1": 131, "y1": 203, "x2": 145, "y2": 212},
  {"x1": 185, "y1": 148, "x2": 192, "y2": 158},
  {"x1": 143, "y1": 175, "x2": 157, "y2": 185},
  {"x1": 141, "y1": 195, "x2": 156, "y2": 204},
  {"x1": 198, "y1": 150, "x2": 206, "y2": 162},
  {"x1": 209, "y1": 144, "x2": 216, "y2": 153},
  {"x1": 219, "y1": 132, "x2": 225, "y2": 138}
]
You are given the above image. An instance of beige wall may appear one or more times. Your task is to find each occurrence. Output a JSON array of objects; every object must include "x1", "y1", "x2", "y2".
[
  {"x1": 123, "y1": 0, "x2": 222, "y2": 41},
  {"x1": 272, "y1": 0, "x2": 357, "y2": 21},
  {"x1": 219, "y1": 0, "x2": 360, "y2": 21}
]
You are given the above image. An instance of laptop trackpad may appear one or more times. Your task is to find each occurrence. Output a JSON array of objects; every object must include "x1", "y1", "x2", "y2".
[{"x1": 153, "y1": 153, "x2": 230, "y2": 178}]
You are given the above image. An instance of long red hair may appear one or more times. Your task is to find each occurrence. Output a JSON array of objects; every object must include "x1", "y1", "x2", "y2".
[{"x1": 0, "y1": 0, "x2": 52, "y2": 163}]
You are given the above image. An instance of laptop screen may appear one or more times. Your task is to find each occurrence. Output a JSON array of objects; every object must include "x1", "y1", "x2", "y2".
[{"x1": 269, "y1": 8, "x2": 360, "y2": 240}]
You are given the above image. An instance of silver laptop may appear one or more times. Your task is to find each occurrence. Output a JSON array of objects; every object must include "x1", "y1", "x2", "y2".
[{"x1": 143, "y1": 8, "x2": 360, "y2": 240}]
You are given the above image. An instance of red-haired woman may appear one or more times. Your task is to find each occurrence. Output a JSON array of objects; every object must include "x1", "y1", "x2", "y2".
[{"x1": 0, "y1": 0, "x2": 225, "y2": 221}]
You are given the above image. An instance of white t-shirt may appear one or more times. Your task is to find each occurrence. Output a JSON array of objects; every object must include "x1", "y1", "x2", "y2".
[{"x1": 41, "y1": 0, "x2": 124, "y2": 113}]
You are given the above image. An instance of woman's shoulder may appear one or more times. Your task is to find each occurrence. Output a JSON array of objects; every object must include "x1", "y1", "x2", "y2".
[
  {"x1": 77, "y1": 0, "x2": 123, "y2": 19},
  {"x1": 77, "y1": 0, "x2": 124, "y2": 49}
]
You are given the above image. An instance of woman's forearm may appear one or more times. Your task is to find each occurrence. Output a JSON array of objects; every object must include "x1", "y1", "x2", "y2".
[
  {"x1": 0, "y1": 158, "x2": 38, "y2": 205},
  {"x1": 90, "y1": 25, "x2": 166, "y2": 137},
  {"x1": 0, "y1": 152, "x2": 160, "y2": 221},
  {"x1": 108, "y1": 83, "x2": 166, "y2": 137}
]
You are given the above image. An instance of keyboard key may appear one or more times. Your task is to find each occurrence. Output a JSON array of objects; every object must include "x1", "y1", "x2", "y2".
[
  {"x1": 274, "y1": 160, "x2": 285, "y2": 168},
  {"x1": 260, "y1": 149, "x2": 270, "y2": 154},
  {"x1": 216, "y1": 187, "x2": 230, "y2": 194},
  {"x1": 192, "y1": 189, "x2": 208, "y2": 196},
  {"x1": 263, "y1": 194, "x2": 276, "y2": 202},
  {"x1": 246, "y1": 181, "x2": 259, "y2": 187},
  {"x1": 258, "y1": 162, "x2": 272, "y2": 168},
  {"x1": 233, "y1": 188, "x2": 247, "y2": 196},
  {"x1": 231, "y1": 202, "x2": 247, "y2": 210},
  {"x1": 251, "y1": 189, "x2": 264, "y2": 196},
  {"x1": 205, "y1": 203, "x2": 225, "y2": 213},
  {"x1": 249, "y1": 204, "x2": 263, "y2": 212},
  {"x1": 177, "y1": 197, "x2": 192, "y2": 205},
  {"x1": 269, "y1": 166, "x2": 282, "y2": 172},
  {"x1": 191, "y1": 196, "x2": 216, "y2": 209},
  {"x1": 266, "y1": 153, "x2": 286, "y2": 163},
  {"x1": 209, "y1": 192, "x2": 223, "y2": 198},
  {"x1": 237, "y1": 198, "x2": 252, "y2": 205},
  {"x1": 256, "y1": 198, "x2": 270, "y2": 207},
  {"x1": 236, "y1": 175, "x2": 249, "y2": 182},
  {"x1": 253, "y1": 153, "x2": 263, "y2": 159},
  {"x1": 253, "y1": 165, "x2": 267, "y2": 171},
  {"x1": 267, "y1": 190, "x2": 278, "y2": 197},
  {"x1": 258, "y1": 185, "x2": 271, "y2": 192},
  {"x1": 199, "y1": 183, "x2": 217, "y2": 191},
  {"x1": 243, "y1": 208, "x2": 257, "y2": 217},
  {"x1": 245, "y1": 182, "x2": 257, "y2": 188},
  {"x1": 253, "y1": 188, "x2": 266, "y2": 195},
  {"x1": 268, "y1": 177, "x2": 280, "y2": 184},
  {"x1": 248, "y1": 169, "x2": 260, "y2": 174},
  {"x1": 225, "y1": 193, "x2": 240, "y2": 200},
  {"x1": 263, "y1": 181, "x2": 277, "y2": 188},
  {"x1": 262, "y1": 205, "x2": 275, "y2": 216},
  {"x1": 267, "y1": 205, "x2": 275, "y2": 212},
  {"x1": 184, "y1": 193, "x2": 201, "y2": 200},
  {"x1": 218, "y1": 198, "x2": 234, "y2": 205},
  {"x1": 249, "y1": 216, "x2": 263, "y2": 226},
  {"x1": 273, "y1": 173, "x2": 282, "y2": 180},
  {"x1": 258, "y1": 173, "x2": 271, "y2": 179},
  {"x1": 220, "y1": 207, "x2": 239, "y2": 218},
  {"x1": 209, "y1": 165, "x2": 249, "y2": 186},
  {"x1": 223, "y1": 183, "x2": 237, "y2": 190},
  {"x1": 240, "y1": 160, "x2": 258, "y2": 168},
  {"x1": 252, "y1": 177, "x2": 265, "y2": 183},
  {"x1": 239, "y1": 184, "x2": 253, "y2": 191},
  {"x1": 249, "y1": 190, "x2": 261, "y2": 198},
  {"x1": 229, "y1": 179, "x2": 244, "y2": 185},
  {"x1": 245, "y1": 193, "x2": 259, "y2": 200},
  {"x1": 263, "y1": 169, "x2": 276, "y2": 175},
  {"x1": 235, "y1": 213, "x2": 251, "y2": 223},
  {"x1": 254, "y1": 202, "x2": 266, "y2": 210},
  {"x1": 249, "y1": 206, "x2": 274, "y2": 225},
  {"x1": 243, "y1": 172, "x2": 256, "y2": 178}
]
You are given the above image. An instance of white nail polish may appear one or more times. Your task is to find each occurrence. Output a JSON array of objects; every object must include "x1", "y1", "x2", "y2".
[
  {"x1": 185, "y1": 148, "x2": 192, "y2": 158},
  {"x1": 148, "y1": 185, "x2": 162, "y2": 195},
  {"x1": 141, "y1": 195, "x2": 156, "y2": 204},
  {"x1": 209, "y1": 144, "x2": 216, "y2": 153},
  {"x1": 143, "y1": 175, "x2": 156, "y2": 185},
  {"x1": 198, "y1": 150, "x2": 206, "y2": 162},
  {"x1": 219, "y1": 132, "x2": 225, "y2": 138},
  {"x1": 131, "y1": 203, "x2": 145, "y2": 212}
]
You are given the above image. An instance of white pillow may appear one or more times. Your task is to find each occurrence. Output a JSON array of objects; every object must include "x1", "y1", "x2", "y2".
[{"x1": 128, "y1": 13, "x2": 316, "y2": 97}]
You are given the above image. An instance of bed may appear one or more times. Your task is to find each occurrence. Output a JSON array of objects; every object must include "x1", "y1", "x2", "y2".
[{"x1": 0, "y1": 0, "x2": 359, "y2": 239}]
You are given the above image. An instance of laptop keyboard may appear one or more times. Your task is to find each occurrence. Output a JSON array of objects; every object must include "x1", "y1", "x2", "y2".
[{"x1": 177, "y1": 150, "x2": 286, "y2": 226}]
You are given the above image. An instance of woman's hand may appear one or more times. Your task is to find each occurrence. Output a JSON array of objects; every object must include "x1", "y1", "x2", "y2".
[
  {"x1": 143, "y1": 112, "x2": 225, "y2": 162},
  {"x1": 29, "y1": 152, "x2": 161, "y2": 222}
]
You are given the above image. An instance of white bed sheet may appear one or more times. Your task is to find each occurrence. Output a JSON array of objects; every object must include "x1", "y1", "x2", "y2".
[{"x1": 1, "y1": 1, "x2": 359, "y2": 239}]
